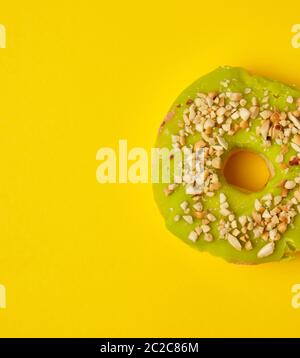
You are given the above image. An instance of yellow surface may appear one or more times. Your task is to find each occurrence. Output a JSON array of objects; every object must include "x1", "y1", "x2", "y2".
[
  {"x1": 0, "y1": 0, "x2": 300, "y2": 338},
  {"x1": 223, "y1": 151, "x2": 270, "y2": 192}
]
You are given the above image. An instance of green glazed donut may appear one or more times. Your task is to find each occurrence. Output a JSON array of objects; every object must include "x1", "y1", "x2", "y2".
[{"x1": 153, "y1": 66, "x2": 300, "y2": 264}]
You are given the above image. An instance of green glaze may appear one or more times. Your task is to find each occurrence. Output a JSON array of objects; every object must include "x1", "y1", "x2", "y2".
[{"x1": 153, "y1": 66, "x2": 300, "y2": 264}]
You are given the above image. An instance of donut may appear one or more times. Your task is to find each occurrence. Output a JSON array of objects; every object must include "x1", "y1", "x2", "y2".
[{"x1": 153, "y1": 66, "x2": 300, "y2": 264}]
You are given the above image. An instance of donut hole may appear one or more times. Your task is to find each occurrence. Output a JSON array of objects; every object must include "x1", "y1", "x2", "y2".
[{"x1": 223, "y1": 149, "x2": 271, "y2": 193}]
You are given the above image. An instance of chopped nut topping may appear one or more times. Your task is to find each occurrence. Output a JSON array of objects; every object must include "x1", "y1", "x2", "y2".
[
  {"x1": 285, "y1": 180, "x2": 296, "y2": 190},
  {"x1": 188, "y1": 231, "x2": 198, "y2": 242},
  {"x1": 227, "y1": 234, "x2": 242, "y2": 251},
  {"x1": 165, "y1": 86, "x2": 300, "y2": 257},
  {"x1": 257, "y1": 242, "x2": 275, "y2": 258},
  {"x1": 204, "y1": 233, "x2": 214, "y2": 242},
  {"x1": 183, "y1": 215, "x2": 193, "y2": 224}
]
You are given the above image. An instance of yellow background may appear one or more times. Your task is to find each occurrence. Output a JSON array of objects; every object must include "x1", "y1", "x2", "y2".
[{"x1": 0, "y1": 0, "x2": 300, "y2": 337}]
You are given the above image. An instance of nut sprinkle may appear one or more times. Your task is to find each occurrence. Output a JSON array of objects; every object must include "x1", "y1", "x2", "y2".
[{"x1": 166, "y1": 79, "x2": 300, "y2": 259}]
